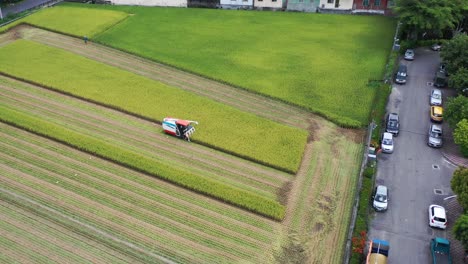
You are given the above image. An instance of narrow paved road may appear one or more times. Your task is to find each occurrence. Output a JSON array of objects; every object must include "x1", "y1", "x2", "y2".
[{"x1": 368, "y1": 47, "x2": 457, "y2": 263}]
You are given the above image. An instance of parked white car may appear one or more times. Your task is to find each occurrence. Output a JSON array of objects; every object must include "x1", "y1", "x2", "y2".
[
  {"x1": 431, "y1": 43, "x2": 442, "y2": 51},
  {"x1": 372, "y1": 185, "x2": 388, "y2": 212},
  {"x1": 430, "y1": 89, "x2": 442, "y2": 106},
  {"x1": 404, "y1": 49, "x2": 415, "y2": 60},
  {"x1": 381, "y1": 132, "x2": 394, "y2": 154},
  {"x1": 429, "y1": 205, "x2": 447, "y2": 229}
]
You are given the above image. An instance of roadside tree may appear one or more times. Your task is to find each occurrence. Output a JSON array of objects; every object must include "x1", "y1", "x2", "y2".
[
  {"x1": 441, "y1": 34, "x2": 468, "y2": 75},
  {"x1": 454, "y1": 119, "x2": 468, "y2": 157},
  {"x1": 453, "y1": 214, "x2": 468, "y2": 250},
  {"x1": 448, "y1": 67, "x2": 468, "y2": 95},
  {"x1": 445, "y1": 96, "x2": 468, "y2": 128},
  {"x1": 452, "y1": 166, "x2": 468, "y2": 210},
  {"x1": 394, "y1": 0, "x2": 466, "y2": 39}
]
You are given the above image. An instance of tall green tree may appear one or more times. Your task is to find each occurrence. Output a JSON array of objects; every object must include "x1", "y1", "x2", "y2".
[
  {"x1": 453, "y1": 214, "x2": 468, "y2": 250},
  {"x1": 454, "y1": 119, "x2": 468, "y2": 157},
  {"x1": 441, "y1": 34, "x2": 468, "y2": 75},
  {"x1": 449, "y1": 67, "x2": 468, "y2": 95},
  {"x1": 451, "y1": 166, "x2": 468, "y2": 210},
  {"x1": 394, "y1": 0, "x2": 467, "y2": 39},
  {"x1": 444, "y1": 96, "x2": 468, "y2": 128}
]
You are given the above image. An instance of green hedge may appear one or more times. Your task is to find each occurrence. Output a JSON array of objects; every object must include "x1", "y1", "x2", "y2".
[{"x1": 0, "y1": 105, "x2": 286, "y2": 220}]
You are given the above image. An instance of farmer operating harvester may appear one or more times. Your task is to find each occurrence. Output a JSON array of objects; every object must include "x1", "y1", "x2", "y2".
[{"x1": 162, "y1": 117, "x2": 198, "y2": 142}]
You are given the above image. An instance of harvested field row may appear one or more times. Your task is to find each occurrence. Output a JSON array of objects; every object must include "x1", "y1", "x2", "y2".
[
  {"x1": 282, "y1": 122, "x2": 364, "y2": 263},
  {"x1": 16, "y1": 25, "x2": 314, "y2": 129},
  {"x1": 0, "y1": 76, "x2": 290, "y2": 201},
  {"x1": 0, "y1": 199, "x2": 139, "y2": 264},
  {"x1": 0, "y1": 123, "x2": 280, "y2": 263}
]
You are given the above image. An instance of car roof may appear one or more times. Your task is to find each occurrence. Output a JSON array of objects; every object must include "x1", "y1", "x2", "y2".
[
  {"x1": 389, "y1": 113, "x2": 399, "y2": 119},
  {"x1": 383, "y1": 132, "x2": 393, "y2": 139},
  {"x1": 398, "y1": 65, "x2": 407, "y2": 71},
  {"x1": 431, "y1": 124, "x2": 442, "y2": 131},
  {"x1": 431, "y1": 205, "x2": 446, "y2": 218},
  {"x1": 376, "y1": 185, "x2": 387, "y2": 194},
  {"x1": 432, "y1": 89, "x2": 442, "y2": 95}
]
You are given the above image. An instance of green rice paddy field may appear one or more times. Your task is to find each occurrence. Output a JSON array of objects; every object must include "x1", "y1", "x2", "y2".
[
  {"x1": 8, "y1": 3, "x2": 395, "y2": 126},
  {"x1": 93, "y1": 4, "x2": 394, "y2": 126}
]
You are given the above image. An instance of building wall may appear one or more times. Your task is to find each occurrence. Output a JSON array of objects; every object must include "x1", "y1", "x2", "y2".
[
  {"x1": 319, "y1": 0, "x2": 352, "y2": 10},
  {"x1": 110, "y1": 0, "x2": 187, "y2": 6},
  {"x1": 353, "y1": 0, "x2": 388, "y2": 10},
  {"x1": 254, "y1": 0, "x2": 283, "y2": 8},
  {"x1": 220, "y1": 0, "x2": 253, "y2": 7},
  {"x1": 287, "y1": 0, "x2": 319, "y2": 12}
]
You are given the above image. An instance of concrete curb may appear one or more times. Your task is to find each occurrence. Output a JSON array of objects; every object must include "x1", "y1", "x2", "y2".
[{"x1": 442, "y1": 151, "x2": 468, "y2": 167}]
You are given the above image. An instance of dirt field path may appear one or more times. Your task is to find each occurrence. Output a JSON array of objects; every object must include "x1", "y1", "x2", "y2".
[{"x1": 10, "y1": 25, "x2": 314, "y2": 130}]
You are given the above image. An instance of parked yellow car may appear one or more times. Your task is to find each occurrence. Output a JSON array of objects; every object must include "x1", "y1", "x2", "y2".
[{"x1": 431, "y1": 106, "x2": 443, "y2": 123}]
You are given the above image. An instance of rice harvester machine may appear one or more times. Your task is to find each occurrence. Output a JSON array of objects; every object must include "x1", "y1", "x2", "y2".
[{"x1": 162, "y1": 117, "x2": 198, "y2": 141}]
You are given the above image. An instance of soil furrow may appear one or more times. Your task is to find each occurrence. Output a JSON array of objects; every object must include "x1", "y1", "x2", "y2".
[
  {"x1": 0, "y1": 167, "x2": 230, "y2": 263},
  {"x1": 0, "y1": 79, "x2": 290, "y2": 184},
  {"x1": 0, "y1": 133, "x2": 275, "y2": 241},
  {"x1": 0, "y1": 223, "x2": 67, "y2": 264},
  {"x1": 0, "y1": 139, "x2": 268, "y2": 253},
  {"x1": 0, "y1": 124, "x2": 277, "y2": 238},
  {"x1": 0, "y1": 211, "x2": 103, "y2": 264},
  {"x1": 0, "y1": 89, "x2": 282, "y2": 194},
  {"x1": 0, "y1": 241, "x2": 35, "y2": 264},
  {"x1": 0, "y1": 199, "x2": 140, "y2": 264},
  {"x1": 19, "y1": 25, "x2": 313, "y2": 128}
]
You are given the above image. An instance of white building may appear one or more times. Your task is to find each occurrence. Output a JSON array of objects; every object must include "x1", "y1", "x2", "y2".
[
  {"x1": 220, "y1": 0, "x2": 253, "y2": 9},
  {"x1": 319, "y1": 0, "x2": 352, "y2": 10},
  {"x1": 254, "y1": 0, "x2": 283, "y2": 9},
  {"x1": 110, "y1": 0, "x2": 187, "y2": 7}
]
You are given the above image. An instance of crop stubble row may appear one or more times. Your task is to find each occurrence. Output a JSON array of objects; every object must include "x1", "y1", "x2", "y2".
[
  {"x1": 0, "y1": 199, "x2": 139, "y2": 264},
  {"x1": 0, "y1": 140, "x2": 265, "y2": 255},
  {"x1": 0, "y1": 122, "x2": 276, "y2": 234},
  {"x1": 0, "y1": 123, "x2": 278, "y2": 263}
]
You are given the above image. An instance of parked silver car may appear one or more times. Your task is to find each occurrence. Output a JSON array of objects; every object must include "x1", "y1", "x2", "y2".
[
  {"x1": 430, "y1": 89, "x2": 442, "y2": 106},
  {"x1": 381, "y1": 132, "x2": 394, "y2": 153},
  {"x1": 404, "y1": 49, "x2": 415, "y2": 60},
  {"x1": 428, "y1": 124, "x2": 443, "y2": 148}
]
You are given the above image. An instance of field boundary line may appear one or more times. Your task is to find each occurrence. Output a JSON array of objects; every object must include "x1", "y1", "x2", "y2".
[{"x1": 342, "y1": 123, "x2": 372, "y2": 264}]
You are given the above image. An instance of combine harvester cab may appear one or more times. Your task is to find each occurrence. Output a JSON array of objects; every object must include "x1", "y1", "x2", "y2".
[{"x1": 162, "y1": 117, "x2": 198, "y2": 142}]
